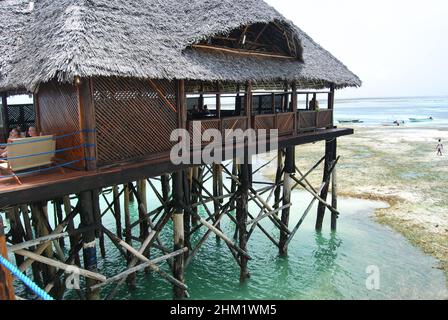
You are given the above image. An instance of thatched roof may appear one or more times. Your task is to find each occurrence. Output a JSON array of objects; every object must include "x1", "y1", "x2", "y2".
[{"x1": 0, "y1": 0, "x2": 361, "y2": 92}]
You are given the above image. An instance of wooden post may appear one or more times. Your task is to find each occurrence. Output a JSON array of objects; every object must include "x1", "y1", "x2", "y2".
[
  {"x1": 30, "y1": 202, "x2": 62, "y2": 298},
  {"x1": 33, "y1": 93, "x2": 41, "y2": 134},
  {"x1": 274, "y1": 150, "x2": 284, "y2": 210},
  {"x1": 112, "y1": 186, "x2": 122, "y2": 239},
  {"x1": 0, "y1": 215, "x2": 15, "y2": 300},
  {"x1": 191, "y1": 166, "x2": 202, "y2": 226},
  {"x1": 244, "y1": 81, "x2": 252, "y2": 128},
  {"x1": 213, "y1": 163, "x2": 224, "y2": 241},
  {"x1": 182, "y1": 171, "x2": 192, "y2": 256},
  {"x1": 92, "y1": 189, "x2": 106, "y2": 259},
  {"x1": 283, "y1": 82, "x2": 289, "y2": 112},
  {"x1": 137, "y1": 180, "x2": 148, "y2": 240},
  {"x1": 172, "y1": 171, "x2": 186, "y2": 299},
  {"x1": 292, "y1": 82, "x2": 298, "y2": 134},
  {"x1": 6, "y1": 207, "x2": 25, "y2": 267},
  {"x1": 236, "y1": 140, "x2": 250, "y2": 282},
  {"x1": 235, "y1": 84, "x2": 241, "y2": 116},
  {"x1": 216, "y1": 83, "x2": 221, "y2": 119},
  {"x1": 161, "y1": 174, "x2": 170, "y2": 203},
  {"x1": 1, "y1": 93, "x2": 9, "y2": 140},
  {"x1": 230, "y1": 161, "x2": 238, "y2": 217},
  {"x1": 54, "y1": 199, "x2": 65, "y2": 249},
  {"x1": 316, "y1": 139, "x2": 335, "y2": 231},
  {"x1": 177, "y1": 79, "x2": 187, "y2": 129},
  {"x1": 77, "y1": 78, "x2": 98, "y2": 171},
  {"x1": 328, "y1": 84, "x2": 335, "y2": 127},
  {"x1": 123, "y1": 184, "x2": 136, "y2": 289},
  {"x1": 20, "y1": 205, "x2": 43, "y2": 287},
  {"x1": 79, "y1": 191, "x2": 100, "y2": 300},
  {"x1": 64, "y1": 195, "x2": 81, "y2": 266},
  {"x1": 331, "y1": 139, "x2": 338, "y2": 231},
  {"x1": 280, "y1": 146, "x2": 295, "y2": 255}
]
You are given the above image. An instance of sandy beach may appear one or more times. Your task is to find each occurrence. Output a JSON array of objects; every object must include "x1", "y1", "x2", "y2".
[{"x1": 262, "y1": 125, "x2": 448, "y2": 285}]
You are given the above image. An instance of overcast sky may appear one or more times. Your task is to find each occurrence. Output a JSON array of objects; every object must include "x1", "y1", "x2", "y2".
[{"x1": 265, "y1": 0, "x2": 448, "y2": 98}]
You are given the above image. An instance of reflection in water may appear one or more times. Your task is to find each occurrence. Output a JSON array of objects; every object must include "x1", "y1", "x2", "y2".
[{"x1": 313, "y1": 232, "x2": 343, "y2": 273}]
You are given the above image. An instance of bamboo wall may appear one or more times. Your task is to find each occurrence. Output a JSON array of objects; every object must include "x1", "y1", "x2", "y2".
[
  {"x1": 92, "y1": 78, "x2": 178, "y2": 166},
  {"x1": 37, "y1": 81, "x2": 84, "y2": 169}
]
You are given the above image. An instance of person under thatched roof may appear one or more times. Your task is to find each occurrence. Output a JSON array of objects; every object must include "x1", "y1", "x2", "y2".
[{"x1": 0, "y1": 0, "x2": 361, "y2": 92}]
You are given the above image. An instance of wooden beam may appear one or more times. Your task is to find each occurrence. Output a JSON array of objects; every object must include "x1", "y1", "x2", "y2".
[
  {"x1": 177, "y1": 79, "x2": 187, "y2": 129},
  {"x1": 14, "y1": 249, "x2": 106, "y2": 282},
  {"x1": 0, "y1": 129, "x2": 354, "y2": 208},
  {"x1": 77, "y1": 78, "x2": 98, "y2": 171},
  {"x1": 1, "y1": 94, "x2": 9, "y2": 140},
  {"x1": 191, "y1": 44, "x2": 297, "y2": 60},
  {"x1": 244, "y1": 82, "x2": 252, "y2": 128},
  {"x1": 148, "y1": 79, "x2": 177, "y2": 113},
  {"x1": 0, "y1": 216, "x2": 15, "y2": 300}
]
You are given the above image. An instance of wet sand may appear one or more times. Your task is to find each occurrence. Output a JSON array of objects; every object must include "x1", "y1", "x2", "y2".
[{"x1": 262, "y1": 125, "x2": 448, "y2": 285}]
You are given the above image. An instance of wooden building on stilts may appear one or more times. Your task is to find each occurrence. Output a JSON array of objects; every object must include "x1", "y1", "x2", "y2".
[{"x1": 0, "y1": 0, "x2": 361, "y2": 300}]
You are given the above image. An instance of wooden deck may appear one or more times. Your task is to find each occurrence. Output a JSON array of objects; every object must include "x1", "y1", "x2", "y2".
[{"x1": 0, "y1": 128, "x2": 353, "y2": 207}]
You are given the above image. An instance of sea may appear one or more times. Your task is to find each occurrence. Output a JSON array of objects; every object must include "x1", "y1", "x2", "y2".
[{"x1": 333, "y1": 96, "x2": 448, "y2": 127}]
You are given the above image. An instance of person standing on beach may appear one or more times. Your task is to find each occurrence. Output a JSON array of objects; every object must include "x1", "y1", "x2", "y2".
[{"x1": 436, "y1": 139, "x2": 443, "y2": 156}]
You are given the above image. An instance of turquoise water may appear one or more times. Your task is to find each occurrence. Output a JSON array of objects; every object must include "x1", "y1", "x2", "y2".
[
  {"x1": 6, "y1": 155, "x2": 448, "y2": 300},
  {"x1": 58, "y1": 152, "x2": 445, "y2": 301},
  {"x1": 87, "y1": 184, "x2": 447, "y2": 300}
]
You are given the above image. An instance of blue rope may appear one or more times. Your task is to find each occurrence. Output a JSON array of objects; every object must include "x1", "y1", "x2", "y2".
[
  {"x1": 0, "y1": 255, "x2": 54, "y2": 300},
  {"x1": 5, "y1": 144, "x2": 95, "y2": 161},
  {"x1": 0, "y1": 158, "x2": 96, "y2": 179},
  {"x1": 0, "y1": 129, "x2": 96, "y2": 147}
]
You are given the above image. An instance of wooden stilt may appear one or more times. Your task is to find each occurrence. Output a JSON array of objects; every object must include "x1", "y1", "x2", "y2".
[
  {"x1": 112, "y1": 186, "x2": 123, "y2": 239},
  {"x1": 213, "y1": 163, "x2": 223, "y2": 241},
  {"x1": 172, "y1": 171, "x2": 186, "y2": 299},
  {"x1": 6, "y1": 207, "x2": 25, "y2": 267},
  {"x1": 274, "y1": 150, "x2": 284, "y2": 210},
  {"x1": 236, "y1": 145, "x2": 250, "y2": 282},
  {"x1": 316, "y1": 139, "x2": 336, "y2": 231},
  {"x1": 280, "y1": 146, "x2": 295, "y2": 255},
  {"x1": 0, "y1": 215, "x2": 15, "y2": 300},
  {"x1": 31, "y1": 202, "x2": 63, "y2": 298},
  {"x1": 182, "y1": 171, "x2": 192, "y2": 255},
  {"x1": 64, "y1": 196, "x2": 81, "y2": 266},
  {"x1": 230, "y1": 161, "x2": 238, "y2": 210},
  {"x1": 123, "y1": 184, "x2": 136, "y2": 289},
  {"x1": 161, "y1": 174, "x2": 170, "y2": 203},
  {"x1": 92, "y1": 189, "x2": 106, "y2": 259},
  {"x1": 20, "y1": 205, "x2": 43, "y2": 287},
  {"x1": 54, "y1": 199, "x2": 65, "y2": 249},
  {"x1": 137, "y1": 180, "x2": 149, "y2": 244},
  {"x1": 331, "y1": 139, "x2": 338, "y2": 231},
  {"x1": 128, "y1": 182, "x2": 135, "y2": 202},
  {"x1": 79, "y1": 191, "x2": 100, "y2": 300}
]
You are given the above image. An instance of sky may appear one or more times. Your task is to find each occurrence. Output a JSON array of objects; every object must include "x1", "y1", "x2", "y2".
[
  {"x1": 6, "y1": 0, "x2": 448, "y2": 103},
  {"x1": 265, "y1": 0, "x2": 448, "y2": 98}
]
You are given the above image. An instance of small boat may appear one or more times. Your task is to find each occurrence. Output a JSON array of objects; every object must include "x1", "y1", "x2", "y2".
[
  {"x1": 338, "y1": 119, "x2": 364, "y2": 124},
  {"x1": 409, "y1": 117, "x2": 433, "y2": 123},
  {"x1": 382, "y1": 120, "x2": 405, "y2": 127}
]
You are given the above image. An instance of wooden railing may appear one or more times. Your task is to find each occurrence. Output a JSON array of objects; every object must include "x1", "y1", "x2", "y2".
[
  {"x1": 188, "y1": 116, "x2": 249, "y2": 144},
  {"x1": 187, "y1": 110, "x2": 334, "y2": 145},
  {"x1": 298, "y1": 110, "x2": 333, "y2": 132}
]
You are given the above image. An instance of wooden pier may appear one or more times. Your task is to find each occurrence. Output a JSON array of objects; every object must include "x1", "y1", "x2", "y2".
[{"x1": 0, "y1": 0, "x2": 361, "y2": 300}]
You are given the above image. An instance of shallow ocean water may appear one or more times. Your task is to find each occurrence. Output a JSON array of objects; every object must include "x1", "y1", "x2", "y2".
[
  {"x1": 6, "y1": 158, "x2": 447, "y2": 300},
  {"x1": 90, "y1": 183, "x2": 448, "y2": 300}
]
